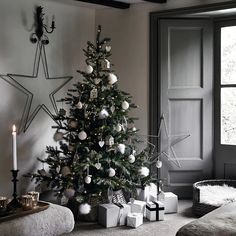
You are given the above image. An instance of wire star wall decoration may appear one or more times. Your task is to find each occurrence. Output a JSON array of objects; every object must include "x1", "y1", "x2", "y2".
[{"x1": 0, "y1": 6, "x2": 73, "y2": 133}]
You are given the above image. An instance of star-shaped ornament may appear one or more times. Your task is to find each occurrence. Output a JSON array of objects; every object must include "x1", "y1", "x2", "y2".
[{"x1": 2, "y1": 41, "x2": 72, "y2": 133}]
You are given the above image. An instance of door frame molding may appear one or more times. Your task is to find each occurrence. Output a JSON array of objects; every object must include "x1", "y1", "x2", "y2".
[{"x1": 149, "y1": 1, "x2": 236, "y2": 178}]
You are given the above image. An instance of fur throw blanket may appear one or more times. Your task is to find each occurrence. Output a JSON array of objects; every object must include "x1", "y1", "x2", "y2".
[
  {"x1": 176, "y1": 202, "x2": 236, "y2": 236},
  {"x1": 199, "y1": 184, "x2": 236, "y2": 206}
]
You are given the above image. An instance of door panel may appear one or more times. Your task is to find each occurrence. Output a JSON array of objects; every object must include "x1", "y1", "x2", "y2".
[{"x1": 159, "y1": 19, "x2": 213, "y2": 198}]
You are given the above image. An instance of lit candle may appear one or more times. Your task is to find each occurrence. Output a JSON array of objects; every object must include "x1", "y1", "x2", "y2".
[{"x1": 12, "y1": 125, "x2": 17, "y2": 170}]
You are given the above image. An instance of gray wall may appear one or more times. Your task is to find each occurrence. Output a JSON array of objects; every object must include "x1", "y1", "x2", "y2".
[{"x1": 0, "y1": 0, "x2": 95, "y2": 197}]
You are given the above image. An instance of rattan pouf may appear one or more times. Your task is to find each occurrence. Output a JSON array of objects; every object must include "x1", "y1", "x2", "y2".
[{"x1": 192, "y1": 179, "x2": 236, "y2": 217}]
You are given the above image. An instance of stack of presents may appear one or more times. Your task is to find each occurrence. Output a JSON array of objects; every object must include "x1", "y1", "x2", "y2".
[{"x1": 98, "y1": 184, "x2": 178, "y2": 228}]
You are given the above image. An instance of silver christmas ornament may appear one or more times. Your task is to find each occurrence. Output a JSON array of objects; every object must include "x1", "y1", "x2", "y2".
[
  {"x1": 98, "y1": 140, "x2": 105, "y2": 147},
  {"x1": 110, "y1": 105, "x2": 115, "y2": 113},
  {"x1": 108, "y1": 73, "x2": 117, "y2": 85},
  {"x1": 117, "y1": 143, "x2": 126, "y2": 154},
  {"x1": 79, "y1": 131, "x2": 87, "y2": 140},
  {"x1": 156, "y1": 160, "x2": 163, "y2": 169},
  {"x1": 86, "y1": 65, "x2": 93, "y2": 74},
  {"x1": 115, "y1": 124, "x2": 122, "y2": 132},
  {"x1": 108, "y1": 167, "x2": 116, "y2": 177},
  {"x1": 105, "y1": 46, "x2": 111, "y2": 52},
  {"x1": 128, "y1": 154, "x2": 135, "y2": 164},
  {"x1": 122, "y1": 101, "x2": 129, "y2": 110},
  {"x1": 84, "y1": 175, "x2": 92, "y2": 184},
  {"x1": 99, "y1": 109, "x2": 109, "y2": 119},
  {"x1": 95, "y1": 162, "x2": 102, "y2": 170}
]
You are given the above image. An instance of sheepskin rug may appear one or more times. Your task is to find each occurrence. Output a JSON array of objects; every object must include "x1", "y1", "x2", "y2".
[{"x1": 199, "y1": 184, "x2": 236, "y2": 206}]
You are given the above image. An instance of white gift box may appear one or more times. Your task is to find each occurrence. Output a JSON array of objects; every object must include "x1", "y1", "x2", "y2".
[
  {"x1": 98, "y1": 203, "x2": 131, "y2": 228},
  {"x1": 127, "y1": 213, "x2": 143, "y2": 228},
  {"x1": 136, "y1": 183, "x2": 157, "y2": 202},
  {"x1": 146, "y1": 201, "x2": 164, "y2": 221},
  {"x1": 129, "y1": 200, "x2": 146, "y2": 216},
  {"x1": 164, "y1": 192, "x2": 178, "y2": 214}
]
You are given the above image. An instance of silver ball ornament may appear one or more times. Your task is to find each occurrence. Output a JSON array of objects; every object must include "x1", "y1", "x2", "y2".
[
  {"x1": 122, "y1": 101, "x2": 129, "y2": 110},
  {"x1": 99, "y1": 109, "x2": 109, "y2": 119},
  {"x1": 76, "y1": 101, "x2": 83, "y2": 109},
  {"x1": 116, "y1": 124, "x2": 122, "y2": 132},
  {"x1": 108, "y1": 73, "x2": 117, "y2": 85},
  {"x1": 156, "y1": 160, "x2": 162, "y2": 169},
  {"x1": 86, "y1": 65, "x2": 93, "y2": 74},
  {"x1": 128, "y1": 154, "x2": 135, "y2": 164},
  {"x1": 108, "y1": 168, "x2": 116, "y2": 177},
  {"x1": 79, "y1": 131, "x2": 87, "y2": 140},
  {"x1": 84, "y1": 175, "x2": 92, "y2": 184}
]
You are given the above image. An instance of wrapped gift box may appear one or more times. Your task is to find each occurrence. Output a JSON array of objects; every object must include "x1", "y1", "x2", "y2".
[
  {"x1": 127, "y1": 213, "x2": 143, "y2": 228},
  {"x1": 136, "y1": 183, "x2": 157, "y2": 202},
  {"x1": 129, "y1": 200, "x2": 146, "y2": 216},
  {"x1": 146, "y1": 201, "x2": 164, "y2": 221},
  {"x1": 164, "y1": 192, "x2": 178, "y2": 213},
  {"x1": 98, "y1": 203, "x2": 131, "y2": 228}
]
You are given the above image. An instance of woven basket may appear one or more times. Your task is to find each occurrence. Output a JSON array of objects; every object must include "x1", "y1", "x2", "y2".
[{"x1": 192, "y1": 179, "x2": 236, "y2": 217}]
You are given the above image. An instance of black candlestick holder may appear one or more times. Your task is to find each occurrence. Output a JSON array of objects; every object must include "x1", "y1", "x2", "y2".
[{"x1": 7, "y1": 170, "x2": 22, "y2": 209}]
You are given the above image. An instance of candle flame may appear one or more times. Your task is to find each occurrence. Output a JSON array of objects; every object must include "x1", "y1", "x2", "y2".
[{"x1": 13, "y1": 125, "x2": 16, "y2": 132}]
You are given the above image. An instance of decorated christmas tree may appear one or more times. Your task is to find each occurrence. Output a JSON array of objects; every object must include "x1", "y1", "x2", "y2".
[{"x1": 31, "y1": 26, "x2": 155, "y2": 214}]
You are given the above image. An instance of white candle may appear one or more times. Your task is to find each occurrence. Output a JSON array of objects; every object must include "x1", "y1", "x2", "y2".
[{"x1": 12, "y1": 125, "x2": 17, "y2": 170}]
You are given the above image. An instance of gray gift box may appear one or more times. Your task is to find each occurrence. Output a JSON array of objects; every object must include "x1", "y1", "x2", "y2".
[{"x1": 98, "y1": 203, "x2": 131, "y2": 228}]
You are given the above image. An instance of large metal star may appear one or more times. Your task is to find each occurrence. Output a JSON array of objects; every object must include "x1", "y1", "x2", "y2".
[
  {"x1": 1, "y1": 41, "x2": 72, "y2": 133},
  {"x1": 156, "y1": 114, "x2": 190, "y2": 168}
]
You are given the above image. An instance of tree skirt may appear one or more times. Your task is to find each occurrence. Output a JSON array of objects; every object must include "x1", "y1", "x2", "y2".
[
  {"x1": 199, "y1": 184, "x2": 236, "y2": 206},
  {"x1": 177, "y1": 202, "x2": 236, "y2": 236}
]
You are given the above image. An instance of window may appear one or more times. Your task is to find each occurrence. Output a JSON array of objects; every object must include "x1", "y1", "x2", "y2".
[{"x1": 221, "y1": 25, "x2": 236, "y2": 145}]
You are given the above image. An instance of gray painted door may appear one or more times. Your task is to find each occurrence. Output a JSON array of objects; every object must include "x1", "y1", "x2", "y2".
[{"x1": 159, "y1": 19, "x2": 213, "y2": 198}]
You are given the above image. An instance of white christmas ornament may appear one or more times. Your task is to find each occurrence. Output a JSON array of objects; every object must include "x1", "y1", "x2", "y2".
[
  {"x1": 139, "y1": 167, "x2": 150, "y2": 177},
  {"x1": 84, "y1": 175, "x2": 92, "y2": 184},
  {"x1": 76, "y1": 101, "x2": 83, "y2": 109},
  {"x1": 110, "y1": 105, "x2": 115, "y2": 113},
  {"x1": 79, "y1": 131, "x2": 87, "y2": 140},
  {"x1": 86, "y1": 65, "x2": 93, "y2": 74},
  {"x1": 122, "y1": 101, "x2": 129, "y2": 110},
  {"x1": 108, "y1": 73, "x2": 117, "y2": 85},
  {"x1": 156, "y1": 160, "x2": 162, "y2": 169},
  {"x1": 99, "y1": 109, "x2": 109, "y2": 119},
  {"x1": 64, "y1": 188, "x2": 75, "y2": 198},
  {"x1": 132, "y1": 127, "x2": 137, "y2": 132},
  {"x1": 79, "y1": 203, "x2": 91, "y2": 215},
  {"x1": 128, "y1": 154, "x2": 135, "y2": 164},
  {"x1": 108, "y1": 167, "x2": 116, "y2": 177},
  {"x1": 105, "y1": 46, "x2": 111, "y2": 52},
  {"x1": 61, "y1": 166, "x2": 72, "y2": 177},
  {"x1": 53, "y1": 132, "x2": 64, "y2": 142},
  {"x1": 116, "y1": 124, "x2": 122, "y2": 132},
  {"x1": 95, "y1": 162, "x2": 102, "y2": 170},
  {"x1": 117, "y1": 144, "x2": 126, "y2": 154}
]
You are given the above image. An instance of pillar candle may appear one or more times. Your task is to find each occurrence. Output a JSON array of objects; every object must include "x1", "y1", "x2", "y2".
[{"x1": 12, "y1": 125, "x2": 17, "y2": 170}]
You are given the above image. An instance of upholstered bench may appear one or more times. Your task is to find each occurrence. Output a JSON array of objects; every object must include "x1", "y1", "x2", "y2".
[
  {"x1": 176, "y1": 202, "x2": 236, "y2": 236},
  {"x1": 0, "y1": 203, "x2": 74, "y2": 236}
]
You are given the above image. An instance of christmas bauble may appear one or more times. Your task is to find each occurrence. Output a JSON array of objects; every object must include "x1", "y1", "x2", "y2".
[
  {"x1": 61, "y1": 166, "x2": 71, "y2": 177},
  {"x1": 108, "y1": 167, "x2": 116, "y2": 177},
  {"x1": 105, "y1": 46, "x2": 111, "y2": 52},
  {"x1": 98, "y1": 140, "x2": 105, "y2": 147},
  {"x1": 94, "y1": 78, "x2": 101, "y2": 85},
  {"x1": 86, "y1": 65, "x2": 93, "y2": 74},
  {"x1": 69, "y1": 120, "x2": 78, "y2": 129},
  {"x1": 95, "y1": 162, "x2": 102, "y2": 170},
  {"x1": 128, "y1": 154, "x2": 135, "y2": 163},
  {"x1": 79, "y1": 203, "x2": 91, "y2": 215},
  {"x1": 64, "y1": 188, "x2": 75, "y2": 198},
  {"x1": 110, "y1": 105, "x2": 115, "y2": 113},
  {"x1": 84, "y1": 175, "x2": 92, "y2": 184},
  {"x1": 108, "y1": 73, "x2": 117, "y2": 85},
  {"x1": 53, "y1": 132, "x2": 64, "y2": 142},
  {"x1": 76, "y1": 101, "x2": 83, "y2": 109},
  {"x1": 132, "y1": 127, "x2": 137, "y2": 132},
  {"x1": 156, "y1": 160, "x2": 162, "y2": 169},
  {"x1": 117, "y1": 143, "x2": 126, "y2": 154},
  {"x1": 56, "y1": 166, "x2": 61, "y2": 173},
  {"x1": 139, "y1": 166, "x2": 150, "y2": 177},
  {"x1": 99, "y1": 109, "x2": 109, "y2": 119},
  {"x1": 122, "y1": 101, "x2": 129, "y2": 110},
  {"x1": 79, "y1": 131, "x2": 87, "y2": 140},
  {"x1": 115, "y1": 124, "x2": 122, "y2": 132}
]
